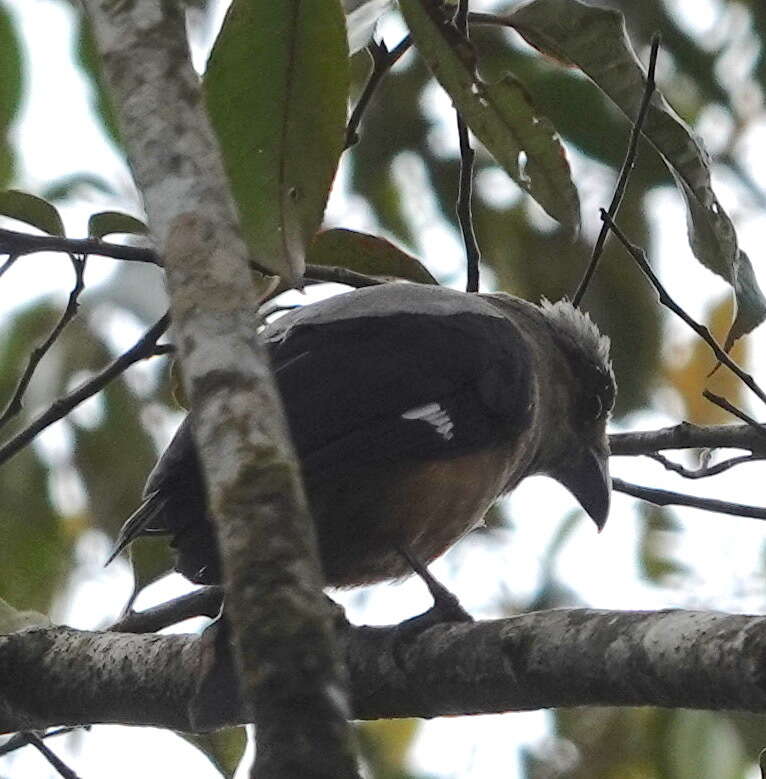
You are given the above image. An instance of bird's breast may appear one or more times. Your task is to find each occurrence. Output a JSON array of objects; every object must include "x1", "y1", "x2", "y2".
[{"x1": 310, "y1": 447, "x2": 513, "y2": 588}]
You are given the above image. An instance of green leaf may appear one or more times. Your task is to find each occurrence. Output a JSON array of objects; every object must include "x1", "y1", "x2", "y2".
[
  {"x1": 399, "y1": 0, "x2": 580, "y2": 233},
  {"x1": 0, "y1": 598, "x2": 50, "y2": 634},
  {"x1": 307, "y1": 228, "x2": 438, "y2": 283},
  {"x1": 177, "y1": 728, "x2": 247, "y2": 779},
  {"x1": 0, "y1": 190, "x2": 65, "y2": 236},
  {"x1": 88, "y1": 211, "x2": 149, "y2": 240},
  {"x1": 505, "y1": 0, "x2": 766, "y2": 347},
  {"x1": 204, "y1": 0, "x2": 350, "y2": 285},
  {"x1": 0, "y1": 7, "x2": 23, "y2": 187}
]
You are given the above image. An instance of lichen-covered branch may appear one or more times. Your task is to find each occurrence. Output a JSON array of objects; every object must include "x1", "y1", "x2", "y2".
[
  {"x1": 3, "y1": 609, "x2": 766, "y2": 733},
  {"x1": 80, "y1": 2, "x2": 358, "y2": 776}
]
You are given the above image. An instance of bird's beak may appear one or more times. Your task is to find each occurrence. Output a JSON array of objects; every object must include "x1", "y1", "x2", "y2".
[{"x1": 555, "y1": 445, "x2": 611, "y2": 530}]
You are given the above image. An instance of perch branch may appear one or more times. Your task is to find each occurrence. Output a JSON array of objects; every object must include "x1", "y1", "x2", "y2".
[{"x1": 6, "y1": 610, "x2": 766, "y2": 732}]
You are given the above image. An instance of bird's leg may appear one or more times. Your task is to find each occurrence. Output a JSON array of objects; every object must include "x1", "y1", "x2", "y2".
[
  {"x1": 396, "y1": 545, "x2": 473, "y2": 644},
  {"x1": 391, "y1": 546, "x2": 473, "y2": 673},
  {"x1": 397, "y1": 545, "x2": 474, "y2": 625}
]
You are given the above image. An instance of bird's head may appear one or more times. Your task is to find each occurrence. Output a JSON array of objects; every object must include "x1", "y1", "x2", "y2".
[{"x1": 537, "y1": 298, "x2": 615, "y2": 530}]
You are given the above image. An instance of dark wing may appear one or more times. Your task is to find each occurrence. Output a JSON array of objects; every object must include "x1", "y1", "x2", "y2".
[
  {"x1": 267, "y1": 310, "x2": 534, "y2": 484},
  {"x1": 108, "y1": 293, "x2": 534, "y2": 572}
]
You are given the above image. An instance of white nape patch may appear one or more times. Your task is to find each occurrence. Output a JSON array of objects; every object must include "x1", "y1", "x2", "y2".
[{"x1": 402, "y1": 402, "x2": 455, "y2": 440}]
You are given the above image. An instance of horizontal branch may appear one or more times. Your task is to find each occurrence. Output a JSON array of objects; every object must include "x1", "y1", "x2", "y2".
[
  {"x1": 0, "y1": 227, "x2": 382, "y2": 289},
  {"x1": 609, "y1": 422, "x2": 766, "y2": 457},
  {"x1": 4, "y1": 608, "x2": 766, "y2": 733}
]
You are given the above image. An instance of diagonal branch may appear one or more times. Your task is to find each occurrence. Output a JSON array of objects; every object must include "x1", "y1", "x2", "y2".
[
  {"x1": 0, "y1": 314, "x2": 169, "y2": 468},
  {"x1": 345, "y1": 36, "x2": 412, "y2": 149},
  {"x1": 601, "y1": 210, "x2": 766, "y2": 406},
  {"x1": 0, "y1": 255, "x2": 87, "y2": 432},
  {"x1": 572, "y1": 33, "x2": 661, "y2": 306}
]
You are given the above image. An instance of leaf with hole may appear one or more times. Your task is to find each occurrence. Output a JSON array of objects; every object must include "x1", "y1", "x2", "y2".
[
  {"x1": 505, "y1": 0, "x2": 766, "y2": 347},
  {"x1": 399, "y1": 0, "x2": 580, "y2": 234}
]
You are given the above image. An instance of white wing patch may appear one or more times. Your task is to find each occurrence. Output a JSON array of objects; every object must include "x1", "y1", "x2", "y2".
[{"x1": 401, "y1": 402, "x2": 455, "y2": 440}]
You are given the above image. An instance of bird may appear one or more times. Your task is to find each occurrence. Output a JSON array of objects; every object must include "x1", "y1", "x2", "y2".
[{"x1": 108, "y1": 283, "x2": 615, "y2": 589}]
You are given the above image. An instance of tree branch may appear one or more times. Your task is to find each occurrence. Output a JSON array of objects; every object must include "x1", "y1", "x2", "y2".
[
  {"x1": 0, "y1": 226, "x2": 382, "y2": 289},
  {"x1": 4, "y1": 609, "x2": 766, "y2": 733},
  {"x1": 573, "y1": 34, "x2": 661, "y2": 306},
  {"x1": 612, "y1": 477, "x2": 766, "y2": 520},
  {"x1": 81, "y1": 1, "x2": 358, "y2": 776},
  {"x1": 609, "y1": 422, "x2": 766, "y2": 457},
  {"x1": 345, "y1": 37, "x2": 412, "y2": 149},
  {"x1": 0, "y1": 255, "x2": 86, "y2": 432},
  {"x1": 601, "y1": 210, "x2": 766, "y2": 406},
  {"x1": 0, "y1": 314, "x2": 169, "y2": 467}
]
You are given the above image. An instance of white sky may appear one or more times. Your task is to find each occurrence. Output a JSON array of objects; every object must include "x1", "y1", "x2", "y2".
[{"x1": 2, "y1": 0, "x2": 766, "y2": 777}]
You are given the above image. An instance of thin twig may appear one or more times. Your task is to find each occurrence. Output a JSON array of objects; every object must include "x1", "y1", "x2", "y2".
[
  {"x1": 647, "y1": 451, "x2": 761, "y2": 479},
  {"x1": 345, "y1": 36, "x2": 412, "y2": 149},
  {"x1": 572, "y1": 33, "x2": 661, "y2": 307},
  {"x1": 0, "y1": 252, "x2": 18, "y2": 277},
  {"x1": 22, "y1": 733, "x2": 82, "y2": 779},
  {"x1": 600, "y1": 211, "x2": 766, "y2": 406},
  {"x1": 0, "y1": 255, "x2": 87, "y2": 432},
  {"x1": 303, "y1": 263, "x2": 383, "y2": 288},
  {"x1": 0, "y1": 727, "x2": 85, "y2": 757},
  {"x1": 109, "y1": 586, "x2": 224, "y2": 633},
  {"x1": 613, "y1": 477, "x2": 766, "y2": 519},
  {"x1": 703, "y1": 390, "x2": 766, "y2": 439},
  {"x1": 0, "y1": 314, "x2": 170, "y2": 467},
  {"x1": 0, "y1": 226, "x2": 160, "y2": 265},
  {"x1": 453, "y1": 0, "x2": 481, "y2": 293},
  {"x1": 0, "y1": 226, "x2": 384, "y2": 290}
]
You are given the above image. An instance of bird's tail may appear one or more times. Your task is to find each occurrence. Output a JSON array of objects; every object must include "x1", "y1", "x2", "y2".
[{"x1": 104, "y1": 490, "x2": 169, "y2": 566}]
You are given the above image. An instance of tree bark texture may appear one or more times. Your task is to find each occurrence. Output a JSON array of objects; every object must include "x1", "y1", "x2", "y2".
[
  {"x1": 3, "y1": 609, "x2": 766, "y2": 732},
  {"x1": 79, "y1": 2, "x2": 359, "y2": 776}
]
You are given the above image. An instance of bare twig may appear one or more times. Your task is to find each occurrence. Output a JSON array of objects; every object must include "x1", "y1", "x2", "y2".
[
  {"x1": 345, "y1": 36, "x2": 412, "y2": 149},
  {"x1": 0, "y1": 252, "x2": 18, "y2": 277},
  {"x1": 110, "y1": 586, "x2": 224, "y2": 633},
  {"x1": 600, "y1": 211, "x2": 766, "y2": 406},
  {"x1": 647, "y1": 451, "x2": 761, "y2": 479},
  {"x1": 0, "y1": 314, "x2": 170, "y2": 467},
  {"x1": 0, "y1": 727, "x2": 85, "y2": 757},
  {"x1": 572, "y1": 34, "x2": 661, "y2": 307},
  {"x1": 22, "y1": 733, "x2": 82, "y2": 779},
  {"x1": 0, "y1": 226, "x2": 383, "y2": 290},
  {"x1": 0, "y1": 226, "x2": 160, "y2": 265},
  {"x1": 613, "y1": 477, "x2": 766, "y2": 519},
  {"x1": 453, "y1": 0, "x2": 481, "y2": 293},
  {"x1": 703, "y1": 390, "x2": 766, "y2": 439},
  {"x1": 303, "y1": 263, "x2": 383, "y2": 288},
  {"x1": 609, "y1": 423, "x2": 766, "y2": 457},
  {"x1": 0, "y1": 255, "x2": 87, "y2": 432}
]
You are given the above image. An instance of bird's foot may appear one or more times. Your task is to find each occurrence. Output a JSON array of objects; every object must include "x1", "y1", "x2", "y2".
[{"x1": 392, "y1": 546, "x2": 473, "y2": 672}]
